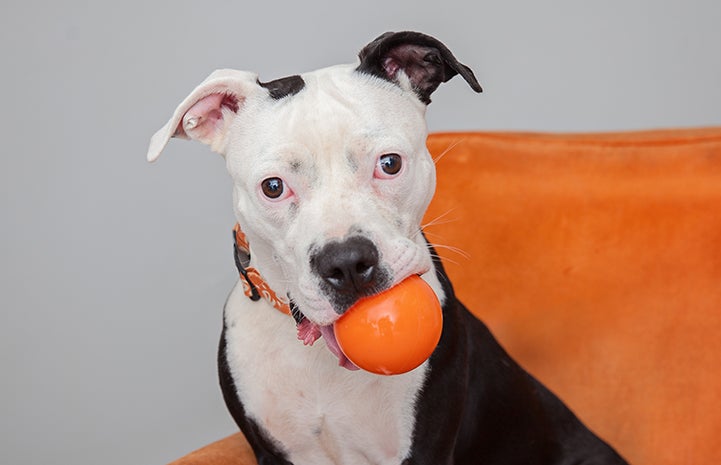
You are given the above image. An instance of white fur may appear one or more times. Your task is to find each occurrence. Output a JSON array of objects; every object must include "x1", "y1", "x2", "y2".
[
  {"x1": 224, "y1": 65, "x2": 439, "y2": 325},
  {"x1": 224, "y1": 282, "x2": 430, "y2": 464},
  {"x1": 150, "y1": 63, "x2": 447, "y2": 464}
]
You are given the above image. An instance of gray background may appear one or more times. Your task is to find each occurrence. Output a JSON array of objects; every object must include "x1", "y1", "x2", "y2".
[{"x1": 2, "y1": 0, "x2": 720, "y2": 464}]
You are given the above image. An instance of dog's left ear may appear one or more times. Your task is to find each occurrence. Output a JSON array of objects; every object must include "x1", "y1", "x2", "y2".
[{"x1": 357, "y1": 31, "x2": 483, "y2": 104}]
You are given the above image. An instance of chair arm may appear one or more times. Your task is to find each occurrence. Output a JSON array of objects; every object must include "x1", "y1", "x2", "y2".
[{"x1": 167, "y1": 433, "x2": 257, "y2": 465}]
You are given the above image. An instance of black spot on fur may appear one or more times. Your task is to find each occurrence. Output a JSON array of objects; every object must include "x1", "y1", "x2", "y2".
[
  {"x1": 289, "y1": 159, "x2": 303, "y2": 173},
  {"x1": 258, "y1": 75, "x2": 306, "y2": 100},
  {"x1": 345, "y1": 151, "x2": 359, "y2": 173}
]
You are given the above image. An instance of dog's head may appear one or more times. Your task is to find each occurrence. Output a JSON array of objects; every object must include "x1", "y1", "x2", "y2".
[{"x1": 148, "y1": 31, "x2": 481, "y2": 329}]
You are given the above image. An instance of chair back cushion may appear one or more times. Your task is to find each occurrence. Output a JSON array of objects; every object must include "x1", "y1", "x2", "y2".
[{"x1": 424, "y1": 128, "x2": 721, "y2": 465}]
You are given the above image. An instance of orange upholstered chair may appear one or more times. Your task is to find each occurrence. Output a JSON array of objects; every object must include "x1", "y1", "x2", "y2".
[{"x1": 169, "y1": 128, "x2": 721, "y2": 465}]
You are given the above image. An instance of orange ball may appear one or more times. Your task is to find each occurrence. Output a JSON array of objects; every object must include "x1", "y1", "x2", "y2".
[{"x1": 334, "y1": 275, "x2": 443, "y2": 375}]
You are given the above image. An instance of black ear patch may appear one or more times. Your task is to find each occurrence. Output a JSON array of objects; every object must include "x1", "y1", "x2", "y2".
[
  {"x1": 258, "y1": 75, "x2": 306, "y2": 100},
  {"x1": 356, "y1": 31, "x2": 482, "y2": 104}
]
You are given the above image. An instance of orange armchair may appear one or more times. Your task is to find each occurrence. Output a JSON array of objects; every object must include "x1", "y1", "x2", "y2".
[{"x1": 169, "y1": 128, "x2": 721, "y2": 465}]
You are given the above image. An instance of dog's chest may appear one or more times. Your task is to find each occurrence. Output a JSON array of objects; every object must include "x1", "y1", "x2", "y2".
[{"x1": 223, "y1": 283, "x2": 427, "y2": 465}]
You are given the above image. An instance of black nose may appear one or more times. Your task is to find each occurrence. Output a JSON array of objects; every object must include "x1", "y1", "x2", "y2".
[{"x1": 311, "y1": 236, "x2": 381, "y2": 301}]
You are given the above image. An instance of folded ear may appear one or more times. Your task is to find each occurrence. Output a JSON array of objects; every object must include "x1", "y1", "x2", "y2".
[
  {"x1": 356, "y1": 31, "x2": 482, "y2": 104},
  {"x1": 147, "y1": 69, "x2": 259, "y2": 162}
]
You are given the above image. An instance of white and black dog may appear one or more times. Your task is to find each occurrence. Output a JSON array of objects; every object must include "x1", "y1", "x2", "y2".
[{"x1": 148, "y1": 31, "x2": 627, "y2": 465}]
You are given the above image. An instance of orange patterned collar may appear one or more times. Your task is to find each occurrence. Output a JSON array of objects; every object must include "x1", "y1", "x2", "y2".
[{"x1": 233, "y1": 224, "x2": 292, "y2": 316}]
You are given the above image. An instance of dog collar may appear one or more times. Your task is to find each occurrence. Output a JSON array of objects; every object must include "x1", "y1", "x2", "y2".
[
  {"x1": 232, "y1": 225, "x2": 353, "y2": 364},
  {"x1": 233, "y1": 223, "x2": 292, "y2": 316}
]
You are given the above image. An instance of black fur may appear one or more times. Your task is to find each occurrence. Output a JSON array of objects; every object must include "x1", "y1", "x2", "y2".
[
  {"x1": 258, "y1": 75, "x2": 306, "y2": 100},
  {"x1": 356, "y1": 31, "x2": 483, "y2": 104},
  {"x1": 401, "y1": 247, "x2": 627, "y2": 464}
]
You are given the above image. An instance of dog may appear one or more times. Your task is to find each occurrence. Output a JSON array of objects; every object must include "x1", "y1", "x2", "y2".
[{"x1": 148, "y1": 31, "x2": 627, "y2": 465}]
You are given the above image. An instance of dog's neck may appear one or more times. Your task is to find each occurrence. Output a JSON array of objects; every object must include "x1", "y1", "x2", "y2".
[{"x1": 233, "y1": 223, "x2": 292, "y2": 316}]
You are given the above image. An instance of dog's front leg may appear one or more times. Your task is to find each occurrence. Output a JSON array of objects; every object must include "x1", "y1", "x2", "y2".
[
  {"x1": 218, "y1": 329, "x2": 294, "y2": 465},
  {"x1": 401, "y1": 298, "x2": 472, "y2": 465}
]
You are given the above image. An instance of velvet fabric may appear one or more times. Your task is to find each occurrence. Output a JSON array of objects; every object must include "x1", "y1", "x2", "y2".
[{"x1": 168, "y1": 128, "x2": 721, "y2": 465}]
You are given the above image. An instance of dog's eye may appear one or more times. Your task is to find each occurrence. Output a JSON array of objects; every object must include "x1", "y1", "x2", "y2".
[
  {"x1": 376, "y1": 153, "x2": 403, "y2": 178},
  {"x1": 261, "y1": 177, "x2": 285, "y2": 199}
]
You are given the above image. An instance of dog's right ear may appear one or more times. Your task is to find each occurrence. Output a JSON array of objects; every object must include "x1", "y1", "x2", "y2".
[{"x1": 147, "y1": 69, "x2": 259, "y2": 162}]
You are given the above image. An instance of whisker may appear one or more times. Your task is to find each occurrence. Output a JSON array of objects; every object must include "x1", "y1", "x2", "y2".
[
  {"x1": 431, "y1": 243, "x2": 471, "y2": 260},
  {"x1": 421, "y1": 208, "x2": 459, "y2": 230},
  {"x1": 416, "y1": 231, "x2": 456, "y2": 246},
  {"x1": 428, "y1": 252, "x2": 461, "y2": 267},
  {"x1": 433, "y1": 138, "x2": 465, "y2": 164}
]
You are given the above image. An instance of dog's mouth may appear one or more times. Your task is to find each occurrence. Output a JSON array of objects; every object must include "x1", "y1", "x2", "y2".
[
  {"x1": 289, "y1": 249, "x2": 434, "y2": 372},
  {"x1": 296, "y1": 316, "x2": 359, "y2": 371}
]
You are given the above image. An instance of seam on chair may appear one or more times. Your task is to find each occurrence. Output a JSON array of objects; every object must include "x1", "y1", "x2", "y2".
[{"x1": 428, "y1": 128, "x2": 721, "y2": 149}]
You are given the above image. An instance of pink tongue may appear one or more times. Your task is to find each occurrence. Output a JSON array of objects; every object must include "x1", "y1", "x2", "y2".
[
  {"x1": 319, "y1": 325, "x2": 360, "y2": 371},
  {"x1": 297, "y1": 319, "x2": 321, "y2": 345},
  {"x1": 296, "y1": 319, "x2": 359, "y2": 371}
]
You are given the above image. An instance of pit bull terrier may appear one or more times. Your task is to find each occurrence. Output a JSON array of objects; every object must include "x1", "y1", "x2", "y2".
[{"x1": 148, "y1": 31, "x2": 628, "y2": 465}]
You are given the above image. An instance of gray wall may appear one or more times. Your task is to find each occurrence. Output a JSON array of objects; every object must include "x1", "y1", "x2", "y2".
[{"x1": 2, "y1": 0, "x2": 719, "y2": 464}]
